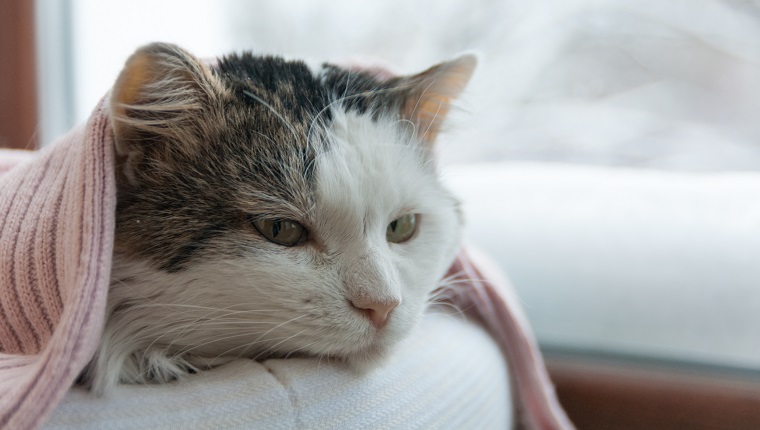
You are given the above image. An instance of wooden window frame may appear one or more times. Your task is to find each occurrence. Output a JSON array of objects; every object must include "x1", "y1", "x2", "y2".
[
  {"x1": 0, "y1": 0, "x2": 38, "y2": 150},
  {"x1": 546, "y1": 351, "x2": 760, "y2": 429}
]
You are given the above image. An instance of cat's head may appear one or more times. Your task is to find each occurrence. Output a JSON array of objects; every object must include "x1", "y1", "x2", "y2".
[{"x1": 101, "y1": 42, "x2": 474, "y2": 387}]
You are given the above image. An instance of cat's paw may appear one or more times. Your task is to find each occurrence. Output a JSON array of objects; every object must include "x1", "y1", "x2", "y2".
[{"x1": 82, "y1": 348, "x2": 199, "y2": 395}]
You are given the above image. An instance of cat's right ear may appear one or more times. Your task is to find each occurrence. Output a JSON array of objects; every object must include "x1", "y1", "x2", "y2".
[
  {"x1": 395, "y1": 54, "x2": 477, "y2": 147},
  {"x1": 109, "y1": 42, "x2": 222, "y2": 185}
]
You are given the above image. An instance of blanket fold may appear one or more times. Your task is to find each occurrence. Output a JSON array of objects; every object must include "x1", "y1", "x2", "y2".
[
  {"x1": 0, "y1": 98, "x2": 116, "y2": 429},
  {"x1": 0, "y1": 99, "x2": 571, "y2": 429}
]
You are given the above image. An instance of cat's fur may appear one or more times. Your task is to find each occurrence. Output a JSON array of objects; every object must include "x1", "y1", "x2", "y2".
[{"x1": 81, "y1": 43, "x2": 475, "y2": 394}]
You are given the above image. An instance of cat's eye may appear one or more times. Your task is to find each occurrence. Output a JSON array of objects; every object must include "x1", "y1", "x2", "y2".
[
  {"x1": 253, "y1": 218, "x2": 307, "y2": 246},
  {"x1": 386, "y1": 214, "x2": 417, "y2": 243}
]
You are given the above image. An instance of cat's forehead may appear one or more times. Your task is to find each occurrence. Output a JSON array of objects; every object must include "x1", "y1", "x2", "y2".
[
  {"x1": 208, "y1": 54, "x2": 414, "y2": 217},
  {"x1": 215, "y1": 54, "x2": 328, "y2": 122},
  {"x1": 214, "y1": 53, "x2": 399, "y2": 121},
  {"x1": 312, "y1": 110, "x2": 435, "y2": 233}
]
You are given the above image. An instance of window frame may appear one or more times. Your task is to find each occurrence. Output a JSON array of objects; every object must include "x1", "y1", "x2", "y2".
[{"x1": 0, "y1": 0, "x2": 38, "y2": 149}]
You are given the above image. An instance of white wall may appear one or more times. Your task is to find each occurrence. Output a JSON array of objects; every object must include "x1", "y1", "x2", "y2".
[{"x1": 70, "y1": 0, "x2": 232, "y2": 125}]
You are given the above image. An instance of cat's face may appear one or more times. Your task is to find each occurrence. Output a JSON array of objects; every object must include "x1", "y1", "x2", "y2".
[{"x1": 92, "y1": 43, "x2": 474, "y2": 392}]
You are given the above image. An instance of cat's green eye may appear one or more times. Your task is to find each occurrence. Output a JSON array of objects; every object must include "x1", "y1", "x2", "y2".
[
  {"x1": 253, "y1": 218, "x2": 307, "y2": 246},
  {"x1": 386, "y1": 214, "x2": 417, "y2": 243}
]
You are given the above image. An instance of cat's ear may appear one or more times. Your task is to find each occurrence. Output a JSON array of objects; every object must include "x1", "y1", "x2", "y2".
[
  {"x1": 109, "y1": 42, "x2": 222, "y2": 183},
  {"x1": 396, "y1": 54, "x2": 477, "y2": 146}
]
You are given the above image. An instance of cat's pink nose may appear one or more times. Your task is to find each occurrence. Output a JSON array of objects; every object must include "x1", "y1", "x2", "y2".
[{"x1": 351, "y1": 298, "x2": 399, "y2": 329}]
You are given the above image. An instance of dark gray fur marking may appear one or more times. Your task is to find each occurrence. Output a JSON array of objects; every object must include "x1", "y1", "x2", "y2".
[{"x1": 114, "y1": 50, "x2": 398, "y2": 272}]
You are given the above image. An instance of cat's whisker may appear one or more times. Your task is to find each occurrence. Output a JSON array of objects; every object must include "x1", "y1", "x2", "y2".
[
  {"x1": 251, "y1": 328, "x2": 310, "y2": 361},
  {"x1": 141, "y1": 310, "x2": 296, "y2": 355},
  {"x1": 251, "y1": 129, "x2": 280, "y2": 148},
  {"x1": 248, "y1": 313, "x2": 309, "y2": 345},
  {"x1": 123, "y1": 321, "x2": 234, "y2": 361},
  {"x1": 116, "y1": 309, "x2": 203, "y2": 355},
  {"x1": 203, "y1": 328, "x2": 310, "y2": 367},
  {"x1": 147, "y1": 304, "x2": 258, "y2": 349},
  {"x1": 406, "y1": 80, "x2": 433, "y2": 125},
  {"x1": 433, "y1": 277, "x2": 492, "y2": 291},
  {"x1": 125, "y1": 306, "x2": 285, "y2": 362},
  {"x1": 167, "y1": 313, "x2": 309, "y2": 361},
  {"x1": 283, "y1": 338, "x2": 320, "y2": 359},
  {"x1": 241, "y1": 89, "x2": 302, "y2": 143},
  {"x1": 426, "y1": 300, "x2": 469, "y2": 320},
  {"x1": 436, "y1": 269, "x2": 491, "y2": 284},
  {"x1": 168, "y1": 330, "x2": 267, "y2": 360},
  {"x1": 395, "y1": 118, "x2": 419, "y2": 146},
  {"x1": 306, "y1": 66, "x2": 355, "y2": 145},
  {"x1": 135, "y1": 318, "x2": 215, "y2": 364},
  {"x1": 125, "y1": 302, "x2": 285, "y2": 314},
  {"x1": 437, "y1": 270, "x2": 466, "y2": 283},
  {"x1": 306, "y1": 74, "x2": 424, "y2": 148}
]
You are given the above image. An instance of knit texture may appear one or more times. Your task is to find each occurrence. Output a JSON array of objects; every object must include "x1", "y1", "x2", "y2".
[
  {"x1": 447, "y1": 247, "x2": 573, "y2": 429},
  {"x1": 0, "y1": 99, "x2": 116, "y2": 429},
  {"x1": 0, "y1": 98, "x2": 571, "y2": 429}
]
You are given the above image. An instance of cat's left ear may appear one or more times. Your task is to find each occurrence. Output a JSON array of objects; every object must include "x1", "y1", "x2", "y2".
[{"x1": 396, "y1": 54, "x2": 477, "y2": 146}]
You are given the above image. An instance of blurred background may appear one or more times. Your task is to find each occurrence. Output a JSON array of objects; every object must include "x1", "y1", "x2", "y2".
[
  {"x1": 22, "y1": 0, "x2": 760, "y2": 171},
  {"x1": 2, "y1": 0, "x2": 760, "y2": 428}
]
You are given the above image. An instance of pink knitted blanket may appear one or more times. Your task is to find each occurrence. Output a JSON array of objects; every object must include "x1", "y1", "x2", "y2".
[{"x1": 0, "y1": 100, "x2": 571, "y2": 429}]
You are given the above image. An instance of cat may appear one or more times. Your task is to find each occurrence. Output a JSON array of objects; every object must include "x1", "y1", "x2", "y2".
[{"x1": 81, "y1": 42, "x2": 476, "y2": 394}]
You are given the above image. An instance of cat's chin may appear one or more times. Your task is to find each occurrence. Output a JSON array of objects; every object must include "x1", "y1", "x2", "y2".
[{"x1": 340, "y1": 343, "x2": 395, "y2": 374}]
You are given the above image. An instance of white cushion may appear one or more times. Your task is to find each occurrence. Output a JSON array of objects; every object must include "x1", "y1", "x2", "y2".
[{"x1": 45, "y1": 313, "x2": 511, "y2": 429}]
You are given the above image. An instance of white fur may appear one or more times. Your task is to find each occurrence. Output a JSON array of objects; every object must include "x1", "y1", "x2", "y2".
[{"x1": 88, "y1": 108, "x2": 461, "y2": 394}]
